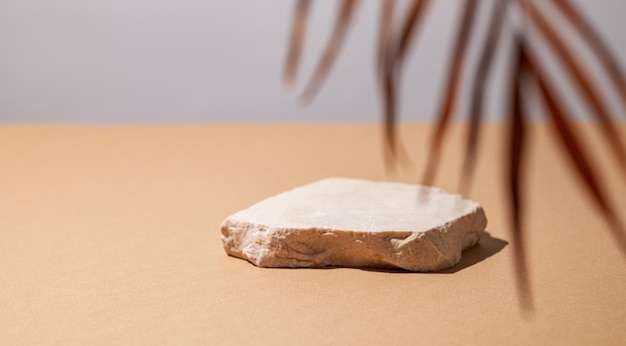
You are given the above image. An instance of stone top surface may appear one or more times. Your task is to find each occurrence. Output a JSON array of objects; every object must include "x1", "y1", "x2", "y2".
[{"x1": 226, "y1": 177, "x2": 481, "y2": 232}]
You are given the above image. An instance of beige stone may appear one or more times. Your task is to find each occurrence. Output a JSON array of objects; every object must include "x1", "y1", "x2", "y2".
[{"x1": 220, "y1": 178, "x2": 487, "y2": 271}]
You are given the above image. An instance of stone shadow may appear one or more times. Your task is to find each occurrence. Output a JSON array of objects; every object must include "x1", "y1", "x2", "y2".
[{"x1": 360, "y1": 231, "x2": 508, "y2": 274}]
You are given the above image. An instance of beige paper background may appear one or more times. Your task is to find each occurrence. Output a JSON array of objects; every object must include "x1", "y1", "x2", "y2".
[{"x1": 1, "y1": 123, "x2": 625, "y2": 344}]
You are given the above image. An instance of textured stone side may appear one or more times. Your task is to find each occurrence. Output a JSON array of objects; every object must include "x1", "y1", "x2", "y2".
[{"x1": 221, "y1": 206, "x2": 487, "y2": 271}]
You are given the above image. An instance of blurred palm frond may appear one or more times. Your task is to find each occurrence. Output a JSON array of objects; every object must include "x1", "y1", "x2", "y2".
[{"x1": 283, "y1": 0, "x2": 626, "y2": 311}]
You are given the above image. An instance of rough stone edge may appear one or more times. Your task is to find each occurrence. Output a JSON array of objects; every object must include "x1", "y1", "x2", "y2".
[{"x1": 221, "y1": 206, "x2": 487, "y2": 272}]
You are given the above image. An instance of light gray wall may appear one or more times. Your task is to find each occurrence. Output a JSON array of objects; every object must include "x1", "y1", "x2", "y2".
[{"x1": 0, "y1": 0, "x2": 624, "y2": 122}]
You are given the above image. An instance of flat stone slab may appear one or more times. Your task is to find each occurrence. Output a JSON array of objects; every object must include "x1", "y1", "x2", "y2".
[{"x1": 220, "y1": 178, "x2": 487, "y2": 271}]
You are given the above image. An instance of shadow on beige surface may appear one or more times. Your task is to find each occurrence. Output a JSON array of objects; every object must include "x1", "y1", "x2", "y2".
[{"x1": 436, "y1": 232, "x2": 508, "y2": 274}]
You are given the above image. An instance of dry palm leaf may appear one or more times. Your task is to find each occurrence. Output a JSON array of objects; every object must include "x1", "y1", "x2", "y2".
[
  {"x1": 283, "y1": 0, "x2": 626, "y2": 311},
  {"x1": 422, "y1": 0, "x2": 479, "y2": 187},
  {"x1": 549, "y1": 0, "x2": 626, "y2": 115},
  {"x1": 522, "y1": 43, "x2": 626, "y2": 256},
  {"x1": 380, "y1": 0, "x2": 432, "y2": 162},
  {"x1": 507, "y1": 35, "x2": 532, "y2": 311},
  {"x1": 284, "y1": 0, "x2": 313, "y2": 85},
  {"x1": 299, "y1": 0, "x2": 359, "y2": 104},
  {"x1": 458, "y1": 0, "x2": 509, "y2": 194},
  {"x1": 523, "y1": 0, "x2": 626, "y2": 177}
]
